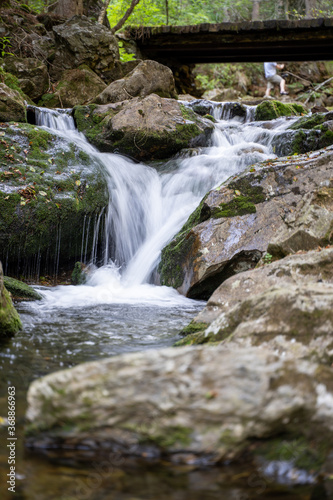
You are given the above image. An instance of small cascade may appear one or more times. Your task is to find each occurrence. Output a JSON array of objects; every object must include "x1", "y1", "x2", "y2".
[{"x1": 28, "y1": 103, "x2": 301, "y2": 303}]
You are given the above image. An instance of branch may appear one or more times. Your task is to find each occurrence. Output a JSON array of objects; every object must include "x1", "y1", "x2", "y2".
[{"x1": 111, "y1": 0, "x2": 141, "y2": 33}]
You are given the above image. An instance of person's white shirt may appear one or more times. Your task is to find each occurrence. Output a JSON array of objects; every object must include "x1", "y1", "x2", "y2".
[{"x1": 264, "y1": 62, "x2": 277, "y2": 79}]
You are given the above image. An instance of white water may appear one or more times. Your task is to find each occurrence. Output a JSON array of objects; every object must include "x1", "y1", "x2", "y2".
[{"x1": 32, "y1": 104, "x2": 294, "y2": 309}]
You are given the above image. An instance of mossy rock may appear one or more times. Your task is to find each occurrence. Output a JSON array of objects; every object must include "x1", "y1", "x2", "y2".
[
  {"x1": 0, "y1": 264, "x2": 22, "y2": 337},
  {"x1": 71, "y1": 262, "x2": 87, "y2": 285},
  {"x1": 0, "y1": 122, "x2": 109, "y2": 280},
  {"x1": 288, "y1": 113, "x2": 328, "y2": 130},
  {"x1": 254, "y1": 100, "x2": 306, "y2": 121},
  {"x1": 159, "y1": 196, "x2": 210, "y2": 288},
  {"x1": 3, "y1": 276, "x2": 42, "y2": 301}
]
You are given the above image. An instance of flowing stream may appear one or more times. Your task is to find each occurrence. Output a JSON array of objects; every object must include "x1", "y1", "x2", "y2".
[{"x1": 0, "y1": 103, "x2": 318, "y2": 499}]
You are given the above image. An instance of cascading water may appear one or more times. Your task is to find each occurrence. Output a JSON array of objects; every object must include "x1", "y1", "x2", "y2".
[
  {"x1": 0, "y1": 103, "x2": 309, "y2": 499},
  {"x1": 30, "y1": 103, "x2": 297, "y2": 307}
]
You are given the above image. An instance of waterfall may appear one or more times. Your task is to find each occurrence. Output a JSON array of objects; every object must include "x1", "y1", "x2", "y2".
[{"x1": 29, "y1": 103, "x2": 298, "y2": 307}]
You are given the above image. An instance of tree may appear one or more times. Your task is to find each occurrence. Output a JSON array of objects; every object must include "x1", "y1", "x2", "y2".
[{"x1": 98, "y1": 0, "x2": 142, "y2": 31}]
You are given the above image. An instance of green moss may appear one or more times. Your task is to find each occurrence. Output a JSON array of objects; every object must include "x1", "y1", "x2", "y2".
[
  {"x1": 37, "y1": 93, "x2": 60, "y2": 108},
  {"x1": 0, "y1": 286, "x2": 22, "y2": 338},
  {"x1": 291, "y1": 129, "x2": 319, "y2": 154},
  {"x1": 255, "y1": 100, "x2": 306, "y2": 121},
  {"x1": 179, "y1": 321, "x2": 208, "y2": 336},
  {"x1": 174, "y1": 331, "x2": 207, "y2": 346},
  {"x1": 256, "y1": 436, "x2": 330, "y2": 473},
  {"x1": 180, "y1": 103, "x2": 199, "y2": 121},
  {"x1": 203, "y1": 114, "x2": 217, "y2": 123},
  {"x1": 212, "y1": 195, "x2": 256, "y2": 218},
  {"x1": 289, "y1": 113, "x2": 326, "y2": 130},
  {"x1": 71, "y1": 262, "x2": 87, "y2": 285},
  {"x1": 3, "y1": 276, "x2": 42, "y2": 300},
  {"x1": 141, "y1": 426, "x2": 192, "y2": 449},
  {"x1": 0, "y1": 67, "x2": 28, "y2": 102}
]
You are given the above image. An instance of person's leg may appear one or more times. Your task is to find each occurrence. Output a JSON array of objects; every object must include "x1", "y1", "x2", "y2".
[
  {"x1": 280, "y1": 78, "x2": 288, "y2": 94},
  {"x1": 265, "y1": 80, "x2": 273, "y2": 98}
]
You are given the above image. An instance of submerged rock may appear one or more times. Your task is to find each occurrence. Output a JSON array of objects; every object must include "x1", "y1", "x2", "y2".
[
  {"x1": 159, "y1": 146, "x2": 333, "y2": 299},
  {"x1": 25, "y1": 344, "x2": 333, "y2": 467},
  {"x1": 74, "y1": 94, "x2": 214, "y2": 161},
  {"x1": 0, "y1": 262, "x2": 22, "y2": 337},
  {"x1": 93, "y1": 60, "x2": 177, "y2": 104}
]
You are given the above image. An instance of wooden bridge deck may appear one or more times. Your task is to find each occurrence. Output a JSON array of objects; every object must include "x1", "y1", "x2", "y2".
[{"x1": 127, "y1": 18, "x2": 333, "y2": 64}]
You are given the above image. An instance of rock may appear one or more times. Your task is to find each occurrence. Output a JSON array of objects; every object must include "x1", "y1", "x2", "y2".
[
  {"x1": 38, "y1": 66, "x2": 107, "y2": 108},
  {"x1": 71, "y1": 262, "x2": 87, "y2": 285},
  {"x1": 179, "y1": 248, "x2": 333, "y2": 364},
  {"x1": 2, "y1": 56, "x2": 49, "y2": 102},
  {"x1": 0, "y1": 262, "x2": 22, "y2": 338},
  {"x1": 0, "y1": 122, "x2": 108, "y2": 280},
  {"x1": 92, "y1": 60, "x2": 177, "y2": 105},
  {"x1": 50, "y1": 16, "x2": 119, "y2": 81},
  {"x1": 74, "y1": 94, "x2": 214, "y2": 161},
  {"x1": 25, "y1": 344, "x2": 333, "y2": 467},
  {"x1": 254, "y1": 100, "x2": 306, "y2": 121},
  {"x1": 0, "y1": 83, "x2": 26, "y2": 123},
  {"x1": 3, "y1": 276, "x2": 42, "y2": 301},
  {"x1": 268, "y1": 185, "x2": 333, "y2": 258},
  {"x1": 159, "y1": 146, "x2": 333, "y2": 299},
  {"x1": 101, "y1": 60, "x2": 141, "y2": 84}
]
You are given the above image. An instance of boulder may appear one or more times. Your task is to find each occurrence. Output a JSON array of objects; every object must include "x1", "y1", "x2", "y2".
[
  {"x1": 0, "y1": 83, "x2": 26, "y2": 122},
  {"x1": 38, "y1": 66, "x2": 107, "y2": 108},
  {"x1": 93, "y1": 60, "x2": 177, "y2": 104},
  {"x1": 178, "y1": 248, "x2": 333, "y2": 365},
  {"x1": 159, "y1": 146, "x2": 333, "y2": 299},
  {"x1": 74, "y1": 94, "x2": 214, "y2": 161},
  {"x1": 50, "y1": 16, "x2": 119, "y2": 81},
  {"x1": 0, "y1": 122, "x2": 108, "y2": 280},
  {"x1": 25, "y1": 344, "x2": 333, "y2": 467},
  {"x1": 2, "y1": 56, "x2": 49, "y2": 102},
  {"x1": 3, "y1": 276, "x2": 42, "y2": 301},
  {"x1": 0, "y1": 262, "x2": 22, "y2": 338},
  {"x1": 254, "y1": 100, "x2": 306, "y2": 121}
]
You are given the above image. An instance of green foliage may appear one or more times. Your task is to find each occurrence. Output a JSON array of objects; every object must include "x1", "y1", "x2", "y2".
[
  {"x1": 0, "y1": 36, "x2": 13, "y2": 58},
  {"x1": 108, "y1": 0, "x2": 333, "y2": 32},
  {"x1": 118, "y1": 41, "x2": 136, "y2": 62}
]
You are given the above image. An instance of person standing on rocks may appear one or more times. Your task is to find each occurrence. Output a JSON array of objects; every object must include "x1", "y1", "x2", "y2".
[{"x1": 264, "y1": 62, "x2": 289, "y2": 98}]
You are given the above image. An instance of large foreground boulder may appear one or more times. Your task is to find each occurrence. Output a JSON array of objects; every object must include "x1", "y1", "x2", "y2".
[
  {"x1": 25, "y1": 344, "x2": 333, "y2": 469},
  {"x1": 0, "y1": 262, "x2": 22, "y2": 338},
  {"x1": 93, "y1": 60, "x2": 177, "y2": 104},
  {"x1": 74, "y1": 94, "x2": 214, "y2": 161},
  {"x1": 0, "y1": 121, "x2": 108, "y2": 279},
  {"x1": 0, "y1": 83, "x2": 26, "y2": 123},
  {"x1": 159, "y1": 146, "x2": 333, "y2": 299},
  {"x1": 50, "y1": 16, "x2": 119, "y2": 81}
]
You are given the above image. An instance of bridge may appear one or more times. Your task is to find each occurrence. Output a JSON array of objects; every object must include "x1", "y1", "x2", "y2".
[{"x1": 127, "y1": 18, "x2": 333, "y2": 65}]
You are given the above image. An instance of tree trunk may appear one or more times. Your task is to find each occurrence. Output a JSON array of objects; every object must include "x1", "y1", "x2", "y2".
[
  {"x1": 53, "y1": 0, "x2": 84, "y2": 17},
  {"x1": 275, "y1": 0, "x2": 284, "y2": 19},
  {"x1": 251, "y1": 0, "x2": 260, "y2": 21},
  {"x1": 109, "y1": 0, "x2": 141, "y2": 33},
  {"x1": 305, "y1": 0, "x2": 316, "y2": 18}
]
